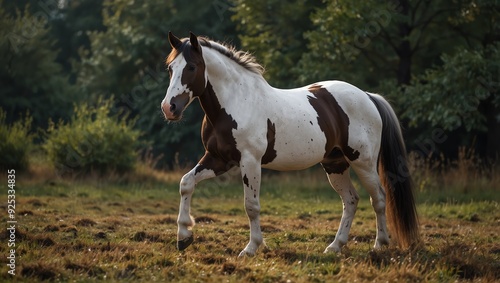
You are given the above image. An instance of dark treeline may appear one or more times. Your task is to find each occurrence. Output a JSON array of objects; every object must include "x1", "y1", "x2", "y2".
[{"x1": 1, "y1": 0, "x2": 499, "y2": 169}]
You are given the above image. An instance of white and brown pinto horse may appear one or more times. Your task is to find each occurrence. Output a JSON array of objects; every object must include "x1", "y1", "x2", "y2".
[{"x1": 161, "y1": 32, "x2": 419, "y2": 257}]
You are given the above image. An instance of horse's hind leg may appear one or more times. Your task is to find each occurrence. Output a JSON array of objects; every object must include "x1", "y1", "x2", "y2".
[
  {"x1": 322, "y1": 165, "x2": 359, "y2": 253},
  {"x1": 351, "y1": 161, "x2": 390, "y2": 249}
]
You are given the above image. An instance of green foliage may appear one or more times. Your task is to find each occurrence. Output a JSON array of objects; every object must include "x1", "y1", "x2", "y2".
[
  {"x1": 232, "y1": 0, "x2": 321, "y2": 87},
  {"x1": 302, "y1": 0, "x2": 469, "y2": 88},
  {"x1": 401, "y1": 44, "x2": 500, "y2": 132},
  {"x1": 0, "y1": 108, "x2": 34, "y2": 171},
  {"x1": 0, "y1": 1, "x2": 78, "y2": 129},
  {"x1": 43, "y1": 98, "x2": 142, "y2": 175},
  {"x1": 302, "y1": 1, "x2": 392, "y2": 86},
  {"x1": 50, "y1": 0, "x2": 106, "y2": 72}
]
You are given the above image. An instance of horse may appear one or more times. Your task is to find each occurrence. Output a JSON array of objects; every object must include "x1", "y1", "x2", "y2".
[{"x1": 161, "y1": 32, "x2": 419, "y2": 257}]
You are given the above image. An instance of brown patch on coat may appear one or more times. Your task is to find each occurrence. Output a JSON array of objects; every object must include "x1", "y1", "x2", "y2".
[
  {"x1": 179, "y1": 42, "x2": 206, "y2": 97},
  {"x1": 242, "y1": 174, "x2": 249, "y2": 187},
  {"x1": 307, "y1": 84, "x2": 359, "y2": 174},
  {"x1": 195, "y1": 81, "x2": 241, "y2": 175},
  {"x1": 261, "y1": 119, "x2": 277, "y2": 165},
  {"x1": 322, "y1": 148, "x2": 350, "y2": 174}
]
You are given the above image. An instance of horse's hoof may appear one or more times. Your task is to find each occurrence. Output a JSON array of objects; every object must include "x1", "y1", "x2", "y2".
[
  {"x1": 177, "y1": 235, "x2": 194, "y2": 251},
  {"x1": 324, "y1": 245, "x2": 342, "y2": 254},
  {"x1": 237, "y1": 249, "x2": 255, "y2": 258}
]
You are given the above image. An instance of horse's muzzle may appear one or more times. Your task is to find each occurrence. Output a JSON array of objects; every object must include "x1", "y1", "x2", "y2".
[
  {"x1": 161, "y1": 92, "x2": 191, "y2": 121},
  {"x1": 161, "y1": 101, "x2": 179, "y2": 121}
]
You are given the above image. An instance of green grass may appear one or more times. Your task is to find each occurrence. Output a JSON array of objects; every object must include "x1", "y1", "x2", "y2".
[{"x1": 0, "y1": 167, "x2": 499, "y2": 282}]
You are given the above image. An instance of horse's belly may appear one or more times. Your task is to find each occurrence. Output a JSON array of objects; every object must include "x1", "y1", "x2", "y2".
[{"x1": 261, "y1": 126, "x2": 326, "y2": 171}]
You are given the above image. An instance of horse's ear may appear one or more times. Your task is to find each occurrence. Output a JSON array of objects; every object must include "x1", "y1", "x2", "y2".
[
  {"x1": 168, "y1": 31, "x2": 182, "y2": 49},
  {"x1": 189, "y1": 32, "x2": 201, "y2": 53}
]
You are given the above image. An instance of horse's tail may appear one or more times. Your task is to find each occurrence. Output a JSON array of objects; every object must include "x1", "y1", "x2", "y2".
[{"x1": 368, "y1": 93, "x2": 420, "y2": 249}]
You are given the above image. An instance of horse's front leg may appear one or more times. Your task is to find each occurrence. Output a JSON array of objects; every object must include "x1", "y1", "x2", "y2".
[
  {"x1": 238, "y1": 155, "x2": 263, "y2": 257},
  {"x1": 177, "y1": 152, "x2": 228, "y2": 250}
]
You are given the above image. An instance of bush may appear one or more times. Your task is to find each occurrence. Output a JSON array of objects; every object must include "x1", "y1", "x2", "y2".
[
  {"x1": 0, "y1": 109, "x2": 34, "y2": 171},
  {"x1": 43, "y1": 98, "x2": 142, "y2": 176}
]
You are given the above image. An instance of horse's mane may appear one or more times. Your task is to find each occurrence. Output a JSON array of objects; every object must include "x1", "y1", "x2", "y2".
[{"x1": 166, "y1": 37, "x2": 265, "y2": 76}]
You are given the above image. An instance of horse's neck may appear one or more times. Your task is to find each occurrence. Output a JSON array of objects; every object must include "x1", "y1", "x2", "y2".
[{"x1": 201, "y1": 48, "x2": 273, "y2": 119}]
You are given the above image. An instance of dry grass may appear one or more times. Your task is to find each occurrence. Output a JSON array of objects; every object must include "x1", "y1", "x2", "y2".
[
  {"x1": 409, "y1": 147, "x2": 500, "y2": 197},
  {"x1": 0, "y1": 154, "x2": 499, "y2": 282}
]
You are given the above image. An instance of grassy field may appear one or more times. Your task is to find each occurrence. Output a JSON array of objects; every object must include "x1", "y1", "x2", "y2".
[{"x1": 1, "y1": 162, "x2": 499, "y2": 282}]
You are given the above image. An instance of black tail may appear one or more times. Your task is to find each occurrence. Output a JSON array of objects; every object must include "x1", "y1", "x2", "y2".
[{"x1": 368, "y1": 93, "x2": 420, "y2": 249}]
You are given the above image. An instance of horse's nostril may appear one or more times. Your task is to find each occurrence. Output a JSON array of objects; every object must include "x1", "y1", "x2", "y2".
[{"x1": 170, "y1": 103, "x2": 176, "y2": 112}]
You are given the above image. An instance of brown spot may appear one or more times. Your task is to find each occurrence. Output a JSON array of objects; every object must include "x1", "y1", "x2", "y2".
[
  {"x1": 307, "y1": 84, "x2": 359, "y2": 174},
  {"x1": 243, "y1": 174, "x2": 249, "y2": 187},
  {"x1": 261, "y1": 119, "x2": 277, "y2": 165}
]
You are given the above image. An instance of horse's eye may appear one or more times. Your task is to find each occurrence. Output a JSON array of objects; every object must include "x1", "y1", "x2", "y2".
[{"x1": 187, "y1": 64, "x2": 196, "y2": 71}]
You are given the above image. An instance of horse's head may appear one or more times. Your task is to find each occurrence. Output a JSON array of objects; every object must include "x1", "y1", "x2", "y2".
[{"x1": 161, "y1": 32, "x2": 207, "y2": 121}]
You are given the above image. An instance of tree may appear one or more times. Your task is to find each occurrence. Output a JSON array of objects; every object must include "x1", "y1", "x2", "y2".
[
  {"x1": 49, "y1": 0, "x2": 106, "y2": 75},
  {"x1": 0, "y1": 1, "x2": 77, "y2": 130},
  {"x1": 396, "y1": 0, "x2": 500, "y2": 158},
  {"x1": 401, "y1": 46, "x2": 500, "y2": 158},
  {"x1": 232, "y1": 0, "x2": 322, "y2": 88},
  {"x1": 301, "y1": 0, "x2": 472, "y2": 88}
]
